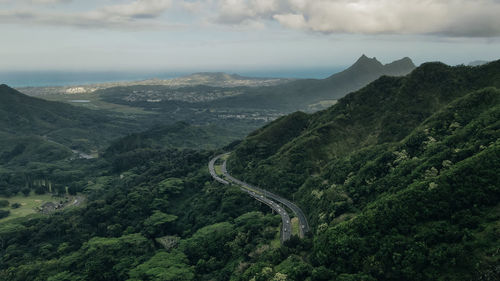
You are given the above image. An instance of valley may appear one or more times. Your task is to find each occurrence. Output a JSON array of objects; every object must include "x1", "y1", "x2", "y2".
[
  {"x1": 1, "y1": 0, "x2": 499, "y2": 279},
  {"x1": 0, "y1": 58, "x2": 498, "y2": 281}
]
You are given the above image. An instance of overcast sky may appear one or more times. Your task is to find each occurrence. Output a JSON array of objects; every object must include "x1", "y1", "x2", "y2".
[{"x1": 0, "y1": 0, "x2": 499, "y2": 72}]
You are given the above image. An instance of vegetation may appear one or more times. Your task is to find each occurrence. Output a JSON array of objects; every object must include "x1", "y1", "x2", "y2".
[
  {"x1": 0, "y1": 60, "x2": 499, "y2": 280},
  {"x1": 0, "y1": 147, "x2": 285, "y2": 280},
  {"x1": 227, "y1": 60, "x2": 500, "y2": 280},
  {"x1": 0, "y1": 193, "x2": 54, "y2": 222},
  {"x1": 0, "y1": 84, "x2": 140, "y2": 153},
  {"x1": 104, "y1": 121, "x2": 243, "y2": 155},
  {"x1": 206, "y1": 55, "x2": 415, "y2": 111},
  {"x1": 0, "y1": 192, "x2": 83, "y2": 222},
  {"x1": 0, "y1": 85, "x2": 260, "y2": 197}
]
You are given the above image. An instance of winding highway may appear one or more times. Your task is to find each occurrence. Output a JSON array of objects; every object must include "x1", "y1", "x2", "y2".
[
  {"x1": 208, "y1": 155, "x2": 230, "y2": 185},
  {"x1": 209, "y1": 153, "x2": 310, "y2": 242},
  {"x1": 240, "y1": 187, "x2": 291, "y2": 242}
]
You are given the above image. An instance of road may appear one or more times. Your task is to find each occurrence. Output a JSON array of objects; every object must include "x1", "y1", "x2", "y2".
[
  {"x1": 209, "y1": 153, "x2": 310, "y2": 241},
  {"x1": 209, "y1": 154, "x2": 291, "y2": 242},
  {"x1": 208, "y1": 155, "x2": 230, "y2": 185},
  {"x1": 221, "y1": 158, "x2": 309, "y2": 237},
  {"x1": 239, "y1": 187, "x2": 291, "y2": 242}
]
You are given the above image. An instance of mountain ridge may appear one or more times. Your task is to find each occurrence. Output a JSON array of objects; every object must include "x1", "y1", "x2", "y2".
[
  {"x1": 223, "y1": 59, "x2": 500, "y2": 280},
  {"x1": 209, "y1": 55, "x2": 417, "y2": 111},
  {"x1": 0, "y1": 84, "x2": 139, "y2": 153},
  {"x1": 227, "y1": 59, "x2": 500, "y2": 193}
]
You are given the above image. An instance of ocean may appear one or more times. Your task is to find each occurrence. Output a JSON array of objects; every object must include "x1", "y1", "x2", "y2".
[{"x1": 0, "y1": 67, "x2": 344, "y2": 88}]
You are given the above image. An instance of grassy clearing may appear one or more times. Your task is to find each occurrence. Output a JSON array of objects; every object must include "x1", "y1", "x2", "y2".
[
  {"x1": 0, "y1": 193, "x2": 85, "y2": 223},
  {"x1": 291, "y1": 217, "x2": 299, "y2": 237},
  {"x1": 0, "y1": 192, "x2": 54, "y2": 222},
  {"x1": 215, "y1": 164, "x2": 222, "y2": 176}
]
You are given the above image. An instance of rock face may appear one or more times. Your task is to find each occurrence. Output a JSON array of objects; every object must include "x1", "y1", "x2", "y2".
[{"x1": 155, "y1": 236, "x2": 180, "y2": 250}]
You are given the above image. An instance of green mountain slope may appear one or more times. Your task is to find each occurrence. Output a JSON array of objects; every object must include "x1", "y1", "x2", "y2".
[
  {"x1": 210, "y1": 55, "x2": 416, "y2": 111},
  {"x1": 0, "y1": 84, "x2": 137, "y2": 153},
  {"x1": 228, "y1": 60, "x2": 500, "y2": 192},
  {"x1": 0, "y1": 60, "x2": 498, "y2": 281},
  {"x1": 0, "y1": 85, "x2": 145, "y2": 195},
  {"x1": 225, "y1": 60, "x2": 500, "y2": 280},
  {"x1": 104, "y1": 121, "x2": 244, "y2": 159}
]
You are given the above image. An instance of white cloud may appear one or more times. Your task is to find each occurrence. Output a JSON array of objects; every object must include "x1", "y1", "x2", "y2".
[
  {"x1": 0, "y1": 0, "x2": 499, "y2": 37},
  {"x1": 31, "y1": 0, "x2": 70, "y2": 3},
  {"x1": 211, "y1": 0, "x2": 500, "y2": 37},
  {"x1": 181, "y1": 0, "x2": 207, "y2": 13},
  {"x1": 95, "y1": 0, "x2": 172, "y2": 19},
  {"x1": 273, "y1": 13, "x2": 306, "y2": 30},
  {"x1": 215, "y1": 0, "x2": 282, "y2": 24},
  {"x1": 0, "y1": 0, "x2": 71, "y2": 3},
  {"x1": 0, "y1": 0, "x2": 175, "y2": 30}
]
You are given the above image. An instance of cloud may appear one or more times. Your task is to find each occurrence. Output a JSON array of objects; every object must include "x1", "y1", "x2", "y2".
[
  {"x1": 1, "y1": 0, "x2": 499, "y2": 37},
  {"x1": 273, "y1": 13, "x2": 306, "y2": 30},
  {"x1": 215, "y1": 0, "x2": 282, "y2": 24},
  {"x1": 211, "y1": 0, "x2": 500, "y2": 37},
  {"x1": 94, "y1": 0, "x2": 172, "y2": 19},
  {"x1": 0, "y1": 0, "x2": 71, "y2": 3},
  {"x1": 31, "y1": 0, "x2": 71, "y2": 3},
  {"x1": 0, "y1": 0, "x2": 174, "y2": 29}
]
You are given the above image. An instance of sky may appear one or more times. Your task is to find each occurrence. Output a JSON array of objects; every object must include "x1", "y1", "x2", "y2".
[{"x1": 0, "y1": 0, "x2": 499, "y2": 73}]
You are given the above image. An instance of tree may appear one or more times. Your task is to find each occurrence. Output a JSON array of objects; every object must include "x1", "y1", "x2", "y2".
[
  {"x1": 156, "y1": 178, "x2": 184, "y2": 195},
  {"x1": 80, "y1": 234, "x2": 153, "y2": 281},
  {"x1": 47, "y1": 271, "x2": 85, "y2": 281},
  {"x1": 21, "y1": 188, "x2": 31, "y2": 197},
  {"x1": 127, "y1": 250, "x2": 194, "y2": 281},
  {"x1": 0, "y1": 199, "x2": 9, "y2": 208},
  {"x1": 143, "y1": 211, "x2": 177, "y2": 237},
  {"x1": 0, "y1": 209, "x2": 10, "y2": 219}
]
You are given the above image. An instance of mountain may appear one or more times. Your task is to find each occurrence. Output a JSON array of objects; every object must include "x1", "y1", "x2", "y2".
[
  {"x1": 0, "y1": 60, "x2": 498, "y2": 281},
  {"x1": 228, "y1": 60, "x2": 500, "y2": 186},
  {"x1": 225, "y1": 60, "x2": 500, "y2": 280},
  {"x1": 63, "y1": 55, "x2": 415, "y2": 114},
  {"x1": 328, "y1": 55, "x2": 415, "y2": 86},
  {"x1": 104, "y1": 122, "x2": 243, "y2": 157},
  {"x1": 0, "y1": 84, "x2": 139, "y2": 163},
  {"x1": 209, "y1": 55, "x2": 416, "y2": 111}
]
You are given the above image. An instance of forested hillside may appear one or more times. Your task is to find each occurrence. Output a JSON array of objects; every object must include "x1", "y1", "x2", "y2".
[
  {"x1": 104, "y1": 121, "x2": 243, "y2": 157},
  {"x1": 226, "y1": 61, "x2": 500, "y2": 280},
  {"x1": 0, "y1": 60, "x2": 498, "y2": 281},
  {"x1": 0, "y1": 84, "x2": 138, "y2": 152},
  {"x1": 0, "y1": 86, "x2": 247, "y2": 197},
  {"x1": 228, "y1": 61, "x2": 500, "y2": 193}
]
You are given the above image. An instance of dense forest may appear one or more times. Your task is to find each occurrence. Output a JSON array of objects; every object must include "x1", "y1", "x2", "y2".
[
  {"x1": 227, "y1": 61, "x2": 500, "y2": 280},
  {"x1": 0, "y1": 60, "x2": 499, "y2": 280},
  {"x1": 0, "y1": 84, "x2": 257, "y2": 197}
]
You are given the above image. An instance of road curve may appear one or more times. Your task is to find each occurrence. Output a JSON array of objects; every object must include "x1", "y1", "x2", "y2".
[
  {"x1": 240, "y1": 188, "x2": 291, "y2": 242},
  {"x1": 209, "y1": 154, "x2": 291, "y2": 242},
  {"x1": 208, "y1": 154, "x2": 230, "y2": 185},
  {"x1": 221, "y1": 157, "x2": 310, "y2": 237}
]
